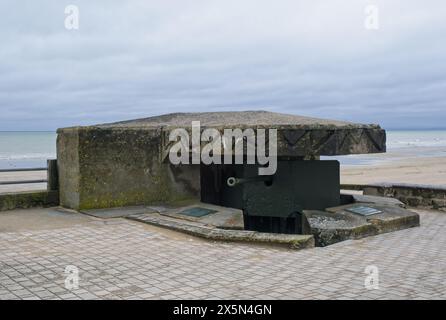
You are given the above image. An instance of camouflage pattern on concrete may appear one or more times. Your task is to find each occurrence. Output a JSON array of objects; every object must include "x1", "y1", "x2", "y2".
[{"x1": 96, "y1": 111, "x2": 386, "y2": 157}]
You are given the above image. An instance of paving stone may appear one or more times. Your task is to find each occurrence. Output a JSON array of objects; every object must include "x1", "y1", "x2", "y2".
[{"x1": 0, "y1": 209, "x2": 445, "y2": 300}]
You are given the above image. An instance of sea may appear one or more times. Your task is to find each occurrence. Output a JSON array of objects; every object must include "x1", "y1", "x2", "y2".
[{"x1": 0, "y1": 130, "x2": 446, "y2": 169}]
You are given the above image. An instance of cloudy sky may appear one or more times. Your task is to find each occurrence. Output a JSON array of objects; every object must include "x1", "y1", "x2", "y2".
[{"x1": 1, "y1": 1, "x2": 445, "y2": 130}]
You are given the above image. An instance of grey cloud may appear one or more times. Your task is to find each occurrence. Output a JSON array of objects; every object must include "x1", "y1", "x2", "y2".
[{"x1": 0, "y1": 0, "x2": 445, "y2": 130}]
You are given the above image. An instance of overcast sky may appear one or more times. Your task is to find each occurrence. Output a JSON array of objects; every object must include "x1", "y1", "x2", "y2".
[{"x1": 1, "y1": 1, "x2": 445, "y2": 131}]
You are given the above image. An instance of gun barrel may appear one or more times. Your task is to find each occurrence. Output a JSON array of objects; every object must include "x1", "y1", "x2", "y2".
[{"x1": 227, "y1": 176, "x2": 272, "y2": 187}]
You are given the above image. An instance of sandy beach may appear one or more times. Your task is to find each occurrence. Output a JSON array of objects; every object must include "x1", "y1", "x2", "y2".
[
  {"x1": 0, "y1": 170, "x2": 47, "y2": 193},
  {"x1": 337, "y1": 143, "x2": 446, "y2": 186},
  {"x1": 341, "y1": 156, "x2": 446, "y2": 186}
]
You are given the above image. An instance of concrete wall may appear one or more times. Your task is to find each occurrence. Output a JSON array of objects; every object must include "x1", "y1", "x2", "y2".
[
  {"x1": 341, "y1": 183, "x2": 446, "y2": 211},
  {"x1": 0, "y1": 191, "x2": 59, "y2": 211},
  {"x1": 57, "y1": 128, "x2": 80, "y2": 209},
  {"x1": 57, "y1": 127, "x2": 200, "y2": 210}
]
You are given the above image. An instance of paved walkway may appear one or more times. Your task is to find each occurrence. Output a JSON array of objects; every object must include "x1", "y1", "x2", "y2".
[{"x1": 0, "y1": 207, "x2": 445, "y2": 300}]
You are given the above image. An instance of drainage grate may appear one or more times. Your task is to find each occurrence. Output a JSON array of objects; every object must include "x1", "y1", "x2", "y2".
[
  {"x1": 179, "y1": 207, "x2": 218, "y2": 217},
  {"x1": 346, "y1": 206, "x2": 382, "y2": 216}
]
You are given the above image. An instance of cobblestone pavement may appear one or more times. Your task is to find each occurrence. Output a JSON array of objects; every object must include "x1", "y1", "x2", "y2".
[{"x1": 0, "y1": 208, "x2": 445, "y2": 300}]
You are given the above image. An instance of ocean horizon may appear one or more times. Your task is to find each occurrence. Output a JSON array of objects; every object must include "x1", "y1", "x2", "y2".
[{"x1": 1, "y1": 130, "x2": 446, "y2": 169}]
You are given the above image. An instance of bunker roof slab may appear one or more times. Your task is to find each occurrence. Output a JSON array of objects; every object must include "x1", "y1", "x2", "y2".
[{"x1": 58, "y1": 111, "x2": 386, "y2": 156}]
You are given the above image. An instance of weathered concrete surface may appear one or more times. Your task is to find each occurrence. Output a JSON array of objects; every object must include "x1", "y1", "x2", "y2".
[
  {"x1": 57, "y1": 127, "x2": 200, "y2": 210},
  {"x1": 303, "y1": 193, "x2": 420, "y2": 246},
  {"x1": 127, "y1": 213, "x2": 314, "y2": 250},
  {"x1": 98, "y1": 111, "x2": 386, "y2": 158},
  {"x1": 78, "y1": 197, "x2": 419, "y2": 248},
  {"x1": 57, "y1": 129, "x2": 80, "y2": 209},
  {"x1": 341, "y1": 192, "x2": 406, "y2": 208},
  {"x1": 80, "y1": 205, "x2": 150, "y2": 218},
  {"x1": 58, "y1": 111, "x2": 385, "y2": 210},
  {"x1": 0, "y1": 191, "x2": 59, "y2": 212},
  {"x1": 157, "y1": 203, "x2": 244, "y2": 230},
  {"x1": 80, "y1": 201, "x2": 310, "y2": 249},
  {"x1": 341, "y1": 183, "x2": 446, "y2": 211},
  {"x1": 82, "y1": 202, "x2": 244, "y2": 229}
]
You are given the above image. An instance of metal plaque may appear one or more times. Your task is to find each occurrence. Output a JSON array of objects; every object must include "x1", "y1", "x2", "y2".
[
  {"x1": 346, "y1": 206, "x2": 382, "y2": 216},
  {"x1": 179, "y1": 207, "x2": 217, "y2": 217}
]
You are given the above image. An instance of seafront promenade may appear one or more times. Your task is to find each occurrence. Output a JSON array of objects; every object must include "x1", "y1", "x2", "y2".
[{"x1": 0, "y1": 207, "x2": 445, "y2": 300}]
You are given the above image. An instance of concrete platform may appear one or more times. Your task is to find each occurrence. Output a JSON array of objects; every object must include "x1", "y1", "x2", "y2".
[
  {"x1": 83, "y1": 202, "x2": 312, "y2": 250},
  {"x1": 80, "y1": 195, "x2": 419, "y2": 248},
  {"x1": 127, "y1": 213, "x2": 314, "y2": 250},
  {"x1": 303, "y1": 193, "x2": 420, "y2": 246},
  {"x1": 81, "y1": 202, "x2": 244, "y2": 228}
]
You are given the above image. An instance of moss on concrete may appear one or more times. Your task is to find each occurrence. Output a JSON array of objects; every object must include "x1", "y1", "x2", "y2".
[
  {"x1": 58, "y1": 127, "x2": 200, "y2": 210},
  {"x1": 0, "y1": 191, "x2": 59, "y2": 212}
]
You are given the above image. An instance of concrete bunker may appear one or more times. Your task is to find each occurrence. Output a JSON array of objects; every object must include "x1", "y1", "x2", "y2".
[{"x1": 57, "y1": 111, "x2": 419, "y2": 245}]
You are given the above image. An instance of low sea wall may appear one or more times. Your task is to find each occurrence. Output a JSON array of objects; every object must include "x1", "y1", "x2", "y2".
[
  {"x1": 342, "y1": 183, "x2": 446, "y2": 210},
  {"x1": 0, "y1": 191, "x2": 59, "y2": 211}
]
